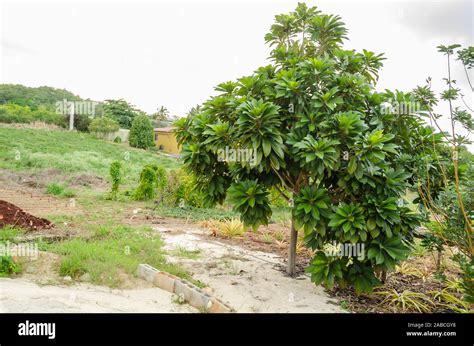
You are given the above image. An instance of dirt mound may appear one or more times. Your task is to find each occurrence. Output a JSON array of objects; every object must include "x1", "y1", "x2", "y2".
[{"x1": 0, "y1": 200, "x2": 54, "y2": 231}]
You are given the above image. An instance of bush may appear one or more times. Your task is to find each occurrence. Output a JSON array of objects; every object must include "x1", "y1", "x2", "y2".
[
  {"x1": 33, "y1": 106, "x2": 66, "y2": 126},
  {"x1": 211, "y1": 219, "x2": 246, "y2": 238},
  {"x1": 0, "y1": 104, "x2": 30, "y2": 123},
  {"x1": 0, "y1": 226, "x2": 22, "y2": 242},
  {"x1": 113, "y1": 136, "x2": 122, "y2": 143},
  {"x1": 0, "y1": 256, "x2": 21, "y2": 277},
  {"x1": 0, "y1": 104, "x2": 65, "y2": 126},
  {"x1": 109, "y1": 161, "x2": 122, "y2": 199},
  {"x1": 88, "y1": 116, "x2": 119, "y2": 133},
  {"x1": 133, "y1": 165, "x2": 158, "y2": 200},
  {"x1": 453, "y1": 254, "x2": 474, "y2": 303},
  {"x1": 129, "y1": 114, "x2": 154, "y2": 149},
  {"x1": 74, "y1": 114, "x2": 92, "y2": 132},
  {"x1": 132, "y1": 164, "x2": 169, "y2": 201},
  {"x1": 164, "y1": 169, "x2": 205, "y2": 207},
  {"x1": 153, "y1": 165, "x2": 167, "y2": 193}
]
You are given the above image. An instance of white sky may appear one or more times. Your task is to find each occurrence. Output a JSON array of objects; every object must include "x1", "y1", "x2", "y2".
[{"x1": 0, "y1": 0, "x2": 472, "y2": 141}]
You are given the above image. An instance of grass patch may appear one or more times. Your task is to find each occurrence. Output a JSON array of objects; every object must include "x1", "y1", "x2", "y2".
[
  {"x1": 155, "y1": 206, "x2": 239, "y2": 221},
  {"x1": 156, "y1": 205, "x2": 291, "y2": 227},
  {"x1": 46, "y1": 214, "x2": 78, "y2": 224},
  {"x1": 170, "y1": 246, "x2": 202, "y2": 260},
  {"x1": 0, "y1": 128, "x2": 179, "y2": 184},
  {"x1": 46, "y1": 182, "x2": 76, "y2": 198},
  {"x1": 0, "y1": 226, "x2": 24, "y2": 276},
  {"x1": 46, "y1": 224, "x2": 194, "y2": 287},
  {"x1": 0, "y1": 226, "x2": 23, "y2": 242},
  {"x1": 192, "y1": 279, "x2": 207, "y2": 289}
]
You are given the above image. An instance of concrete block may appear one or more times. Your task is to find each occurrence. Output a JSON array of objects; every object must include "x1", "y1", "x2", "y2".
[
  {"x1": 153, "y1": 272, "x2": 176, "y2": 293},
  {"x1": 173, "y1": 280, "x2": 210, "y2": 310},
  {"x1": 208, "y1": 298, "x2": 233, "y2": 313},
  {"x1": 137, "y1": 263, "x2": 159, "y2": 282},
  {"x1": 138, "y1": 264, "x2": 234, "y2": 313},
  {"x1": 174, "y1": 280, "x2": 192, "y2": 303},
  {"x1": 188, "y1": 290, "x2": 212, "y2": 311}
]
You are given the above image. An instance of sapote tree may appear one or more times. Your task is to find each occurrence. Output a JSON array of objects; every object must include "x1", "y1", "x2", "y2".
[{"x1": 175, "y1": 3, "x2": 427, "y2": 293}]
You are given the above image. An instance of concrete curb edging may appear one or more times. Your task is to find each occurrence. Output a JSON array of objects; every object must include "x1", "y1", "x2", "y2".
[{"x1": 137, "y1": 263, "x2": 234, "y2": 313}]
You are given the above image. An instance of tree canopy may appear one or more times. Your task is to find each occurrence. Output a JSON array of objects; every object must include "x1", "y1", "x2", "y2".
[
  {"x1": 129, "y1": 114, "x2": 155, "y2": 149},
  {"x1": 175, "y1": 3, "x2": 441, "y2": 292},
  {"x1": 0, "y1": 84, "x2": 83, "y2": 111},
  {"x1": 102, "y1": 99, "x2": 143, "y2": 129}
]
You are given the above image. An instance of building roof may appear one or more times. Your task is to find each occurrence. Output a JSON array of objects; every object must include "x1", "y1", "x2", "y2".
[{"x1": 154, "y1": 127, "x2": 176, "y2": 132}]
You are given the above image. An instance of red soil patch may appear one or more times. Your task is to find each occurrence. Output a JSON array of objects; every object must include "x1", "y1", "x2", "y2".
[{"x1": 0, "y1": 199, "x2": 54, "y2": 231}]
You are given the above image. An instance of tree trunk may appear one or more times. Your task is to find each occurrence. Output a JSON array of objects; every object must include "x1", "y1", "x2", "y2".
[
  {"x1": 436, "y1": 249, "x2": 442, "y2": 271},
  {"x1": 381, "y1": 270, "x2": 387, "y2": 284},
  {"x1": 287, "y1": 218, "x2": 297, "y2": 276}
]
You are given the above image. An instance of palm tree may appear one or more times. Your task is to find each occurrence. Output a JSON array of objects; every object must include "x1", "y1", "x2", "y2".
[{"x1": 154, "y1": 106, "x2": 170, "y2": 121}]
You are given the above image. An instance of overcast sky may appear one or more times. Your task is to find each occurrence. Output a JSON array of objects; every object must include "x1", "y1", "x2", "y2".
[{"x1": 0, "y1": 0, "x2": 472, "y2": 139}]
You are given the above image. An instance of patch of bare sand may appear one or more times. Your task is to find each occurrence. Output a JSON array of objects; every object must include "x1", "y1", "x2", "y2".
[
  {"x1": 155, "y1": 225, "x2": 343, "y2": 313},
  {"x1": 19, "y1": 251, "x2": 63, "y2": 286},
  {"x1": 0, "y1": 278, "x2": 196, "y2": 313}
]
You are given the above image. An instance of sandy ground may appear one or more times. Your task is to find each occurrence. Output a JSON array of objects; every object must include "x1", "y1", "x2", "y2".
[
  {"x1": 0, "y1": 225, "x2": 343, "y2": 313},
  {"x1": 0, "y1": 278, "x2": 196, "y2": 313},
  {"x1": 0, "y1": 184, "x2": 342, "y2": 313},
  {"x1": 156, "y1": 224, "x2": 343, "y2": 313}
]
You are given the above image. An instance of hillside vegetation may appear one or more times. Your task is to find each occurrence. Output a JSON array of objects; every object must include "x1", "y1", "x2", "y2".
[
  {"x1": 0, "y1": 84, "x2": 83, "y2": 110},
  {"x1": 0, "y1": 127, "x2": 179, "y2": 184}
]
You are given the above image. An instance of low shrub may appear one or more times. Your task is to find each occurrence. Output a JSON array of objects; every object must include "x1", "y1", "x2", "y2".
[
  {"x1": 88, "y1": 116, "x2": 120, "y2": 133},
  {"x1": 0, "y1": 104, "x2": 65, "y2": 126},
  {"x1": 133, "y1": 165, "x2": 158, "y2": 200},
  {"x1": 202, "y1": 219, "x2": 246, "y2": 238},
  {"x1": 129, "y1": 114, "x2": 154, "y2": 149},
  {"x1": 109, "y1": 161, "x2": 122, "y2": 199},
  {"x1": 375, "y1": 289, "x2": 435, "y2": 313},
  {"x1": 164, "y1": 169, "x2": 205, "y2": 207},
  {"x1": 74, "y1": 114, "x2": 92, "y2": 132},
  {"x1": 0, "y1": 226, "x2": 22, "y2": 242},
  {"x1": 0, "y1": 256, "x2": 21, "y2": 277}
]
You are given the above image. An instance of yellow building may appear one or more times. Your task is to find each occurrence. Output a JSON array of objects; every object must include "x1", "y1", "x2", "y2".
[{"x1": 154, "y1": 127, "x2": 180, "y2": 154}]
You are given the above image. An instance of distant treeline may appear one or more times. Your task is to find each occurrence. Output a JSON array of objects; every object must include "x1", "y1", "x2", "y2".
[
  {"x1": 0, "y1": 84, "x2": 92, "y2": 130},
  {"x1": 0, "y1": 84, "x2": 83, "y2": 111},
  {"x1": 0, "y1": 84, "x2": 175, "y2": 131}
]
